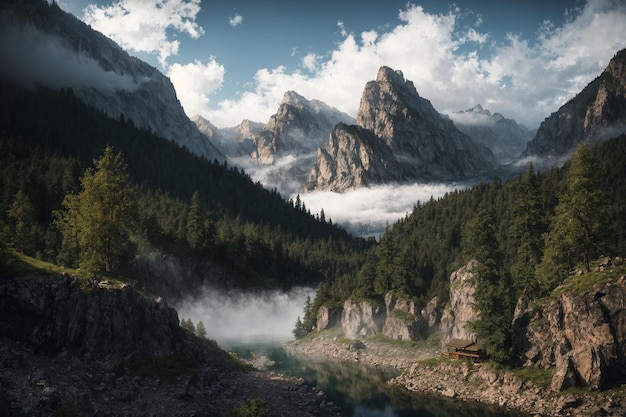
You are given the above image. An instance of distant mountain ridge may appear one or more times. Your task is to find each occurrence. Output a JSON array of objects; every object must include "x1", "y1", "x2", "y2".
[
  {"x1": 449, "y1": 105, "x2": 533, "y2": 164},
  {"x1": 0, "y1": 0, "x2": 225, "y2": 162},
  {"x1": 307, "y1": 67, "x2": 497, "y2": 191},
  {"x1": 523, "y1": 49, "x2": 626, "y2": 159}
]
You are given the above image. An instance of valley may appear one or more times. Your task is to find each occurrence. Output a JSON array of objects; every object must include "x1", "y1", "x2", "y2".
[{"x1": 2, "y1": 1, "x2": 626, "y2": 416}]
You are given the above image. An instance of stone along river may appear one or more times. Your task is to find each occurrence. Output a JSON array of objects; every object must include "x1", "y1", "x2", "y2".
[{"x1": 228, "y1": 342, "x2": 529, "y2": 417}]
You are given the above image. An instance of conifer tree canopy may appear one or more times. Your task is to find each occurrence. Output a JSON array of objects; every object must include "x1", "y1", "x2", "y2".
[{"x1": 55, "y1": 146, "x2": 138, "y2": 274}]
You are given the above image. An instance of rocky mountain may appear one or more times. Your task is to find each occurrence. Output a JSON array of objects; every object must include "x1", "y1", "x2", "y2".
[
  {"x1": 0, "y1": 0, "x2": 224, "y2": 162},
  {"x1": 192, "y1": 115, "x2": 261, "y2": 158},
  {"x1": 194, "y1": 91, "x2": 354, "y2": 195},
  {"x1": 449, "y1": 105, "x2": 533, "y2": 164},
  {"x1": 523, "y1": 49, "x2": 626, "y2": 159},
  {"x1": 307, "y1": 67, "x2": 497, "y2": 191}
]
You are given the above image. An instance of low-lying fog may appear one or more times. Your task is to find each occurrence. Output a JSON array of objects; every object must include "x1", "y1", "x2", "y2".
[
  {"x1": 175, "y1": 286, "x2": 317, "y2": 347},
  {"x1": 299, "y1": 182, "x2": 470, "y2": 238}
]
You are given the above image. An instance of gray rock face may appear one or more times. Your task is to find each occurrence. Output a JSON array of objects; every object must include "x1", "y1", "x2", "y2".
[
  {"x1": 0, "y1": 275, "x2": 202, "y2": 358},
  {"x1": 308, "y1": 67, "x2": 497, "y2": 191},
  {"x1": 523, "y1": 49, "x2": 626, "y2": 159},
  {"x1": 341, "y1": 300, "x2": 385, "y2": 339},
  {"x1": 440, "y1": 259, "x2": 479, "y2": 345},
  {"x1": 449, "y1": 105, "x2": 533, "y2": 164},
  {"x1": 382, "y1": 292, "x2": 428, "y2": 340},
  {"x1": 513, "y1": 273, "x2": 626, "y2": 390},
  {"x1": 193, "y1": 115, "x2": 261, "y2": 158},
  {"x1": 0, "y1": 1, "x2": 225, "y2": 162},
  {"x1": 316, "y1": 305, "x2": 342, "y2": 331}
]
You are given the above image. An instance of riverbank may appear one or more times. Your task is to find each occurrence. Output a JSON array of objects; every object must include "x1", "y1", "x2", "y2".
[{"x1": 286, "y1": 328, "x2": 626, "y2": 417}]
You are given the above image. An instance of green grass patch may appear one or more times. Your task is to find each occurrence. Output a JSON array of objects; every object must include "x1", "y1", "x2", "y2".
[
  {"x1": 123, "y1": 354, "x2": 199, "y2": 383},
  {"x1": 509, "y1": 366, "x2": 554, "y2": 388},
  {"x1": 223, "y1": 397, "x2": 269, "y2": 417},
  {"x1": 391, "y1": 309, "x2": 416, "y2": 323},
  {"x1": 551, "y1": 261, "x2": 626, "y2": 300}
]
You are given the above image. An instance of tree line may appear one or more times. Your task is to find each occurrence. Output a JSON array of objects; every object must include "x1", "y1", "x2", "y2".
[
  {"x1": 312, "y1": 136, "x2": 626, "y2": 361},
  {"x1": 0, "y1": 81, "x2": 371, "y2": 292}
]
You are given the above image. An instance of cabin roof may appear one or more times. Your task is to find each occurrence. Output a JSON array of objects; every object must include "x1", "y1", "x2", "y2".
[{"x1": 446, "y1": 338, "x2": 477, "y2": 349}]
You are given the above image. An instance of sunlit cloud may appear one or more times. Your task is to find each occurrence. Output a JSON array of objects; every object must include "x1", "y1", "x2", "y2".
[
  {"x1": 300, "y1": 182, "x2": 470, "y2": 238},
  {"x1": 168, "y1": 58, "x2": 225, "y2": 117},
  {"x1": 229, "y1": 13, "x2": 243, "y2": 27},
  {"x1": 194, "y1": 0, "x2": 625, "y2": 129},
  {"x1": 83, "y1": 0, "x2": 204, "y2": 66}
]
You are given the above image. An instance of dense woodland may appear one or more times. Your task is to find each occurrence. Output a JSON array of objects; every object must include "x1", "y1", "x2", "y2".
[
  {"x1": 2, "y1": 79, "x2": 626, "y2": 363},
  {"x1": 0, "y1": 82, "x2": 372, "y2": 291},
  {"x1": 313, "y1": 135, "x2": 626, "y2": 362}
]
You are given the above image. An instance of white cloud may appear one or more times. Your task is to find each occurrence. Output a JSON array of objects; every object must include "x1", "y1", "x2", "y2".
[
  {"x1": 193, "y1": 0, "x2": 626, "y2": 129},
  {"x1": 300, "y1": 182, "x2": 468, "y2": 238},
  {"x1": 83, "y1": 0, "x2": 204, "y2": 66},
  {"x1": 229, "y1": 13, "x2": 243, "y2": 27},
  {"x1": 168, "y1": 58, "x2": 225, "y2": 117},
  {"x1": 301, "y1": 52, "x2": 321, "y2": 72}
]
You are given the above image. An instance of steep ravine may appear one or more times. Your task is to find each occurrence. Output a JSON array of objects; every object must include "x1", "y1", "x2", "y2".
[{"x1": 0, "y1": 274, "x2": 340, "y2": 416}]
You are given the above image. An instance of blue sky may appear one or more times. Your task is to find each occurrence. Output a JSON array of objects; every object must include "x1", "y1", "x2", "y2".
[{"x1": 58, "y1": 0, "x2": 626, "y2": 129}]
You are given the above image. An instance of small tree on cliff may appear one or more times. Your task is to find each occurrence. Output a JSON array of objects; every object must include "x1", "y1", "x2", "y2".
[{"x1": 55, "y1": 146, "x2": 137, "y2": 275}]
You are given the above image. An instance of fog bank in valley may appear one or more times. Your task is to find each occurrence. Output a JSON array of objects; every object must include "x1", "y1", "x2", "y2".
[
  {"x1": 175, "y1": 286, "x2": 317, "y2": 347},
  {"x1": 300, "y1": 182, "x2": 470, "y2": 238}
]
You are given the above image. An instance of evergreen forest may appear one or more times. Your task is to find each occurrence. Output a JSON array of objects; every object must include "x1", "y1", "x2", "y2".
[{"x1": 0, "y1": 82, "x2": 372, "y2": 293}]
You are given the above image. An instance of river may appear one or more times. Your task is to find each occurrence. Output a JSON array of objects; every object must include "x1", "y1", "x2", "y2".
[{"x1": 228, "y1": 341, "x2": 530, "y2": 417}]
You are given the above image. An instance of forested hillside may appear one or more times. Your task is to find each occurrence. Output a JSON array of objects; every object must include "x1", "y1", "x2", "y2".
[
  {"x1": 0, "y1": 82, "x2": 371, "y2": 291},
  {"x1": 313, "y1": 134, "x2": 626, "y2": 361}
]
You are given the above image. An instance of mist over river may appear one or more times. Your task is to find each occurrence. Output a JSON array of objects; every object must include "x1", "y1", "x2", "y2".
[{"x1": 229, "y1": 342, "x2": 529, "y2": 417}]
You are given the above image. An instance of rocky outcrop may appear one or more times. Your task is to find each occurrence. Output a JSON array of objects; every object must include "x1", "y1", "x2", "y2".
[
  {"x1": 523, "y1": 49, "x2": 626, "y2": 159},
  {"x1": 308, "y1": 67, "x2": 497, "y2": 191},
  {"x1": 440, "y1": 260, "x2": 479, "y2": 345},
  {"x1": 316, "y1": 305, "x2": 342, "y2": 331},
  {"x1": 0, "y1": 0, "x2": 225, "y2": 162},
  {"x1": 513, "y1": 269, "x2": 626, "y2": 391},
  {"x1": 192, "y1": 116, "x2": 261, "y2": 158},
  {"x1": 382, "y1": 292, "x2": 428, "y2": 340},
  {"x1": 0, "y1": 274, "x2": 215, "y2": 359},
  {"x1": 341, "y1": 300, "x2": 385, "y2": 339},
  {"x1": 449, "y1": 105, "x2": 533, "y2": 164}
]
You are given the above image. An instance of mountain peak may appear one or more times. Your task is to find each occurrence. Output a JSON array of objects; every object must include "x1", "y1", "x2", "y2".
[{"x1": 282, "y1": 90, "x2": 307, "y2": 106}]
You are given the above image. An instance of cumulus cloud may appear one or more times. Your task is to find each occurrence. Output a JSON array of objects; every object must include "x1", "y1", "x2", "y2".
[
  {"x1": 168, "y1": 59, "x2": 225, "y2": 117},
  {"x1": 299, "y1": 182, "x2": 469, "y2": 238},
  {"x1": 195, "y1": 0, "x2": 626, "y2": 129},
  {"x1": 229, "y1": 13, "x2": 243, "y2": 27},
  {"x1": 83, "y1": 0, "x2": 204, "y2": 66}
]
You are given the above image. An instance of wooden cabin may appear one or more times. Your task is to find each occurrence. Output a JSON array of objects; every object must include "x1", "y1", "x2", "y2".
[{"x1": 443, "y1": 338, "x2": 483, "y2": 362}]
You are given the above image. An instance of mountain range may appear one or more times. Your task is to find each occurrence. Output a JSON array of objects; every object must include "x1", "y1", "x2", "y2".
[
  {"x1": 2, "y1": 0, "x2": 626, "y2": 197},
  {"x1": 0, "y1": 0, "x2": 224, "y2": 162}
]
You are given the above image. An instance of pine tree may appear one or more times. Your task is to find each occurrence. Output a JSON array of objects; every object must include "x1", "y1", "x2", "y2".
[
  {"x1": 6, "y1": 190, "x2": 37, "y2": 254},
  {"x1": 539, "y1": 143, "x2": 605, "y2": 292},
  {"x1": 186, "y1": 191, "x2": 205, "y2": 250},
  {"x1": 292, "y1": 316, "x2": 306, "y2": 339},
  {"x1": 509, "y1": 164, "x2": 545, "y2": 298},
  {"x1": 464, "y1": 202, "x2": 513, "y2": 363},
  {"x1": 55, "y1": 146, "x2": 137, "y2": 274},
  {"x1": 195, "y1": 321, "x2": 207, "y2": 338}
]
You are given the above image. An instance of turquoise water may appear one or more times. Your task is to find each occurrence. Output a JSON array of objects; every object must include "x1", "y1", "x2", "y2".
[{"x1": 228, "y1": 342, "x2": 530, "y2": 417}]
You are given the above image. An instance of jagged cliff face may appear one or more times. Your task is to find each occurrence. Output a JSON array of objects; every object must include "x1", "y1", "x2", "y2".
[
  {"x1": 0, "y1": 275, "x2": 207, "y2": 358},
  {"x1": 308, "y1": 67, "x2": 496, "y2": 191},
  {"x1": 450, "y1": 105, "x2": 533, "y2": 164},
  {"x1": 523, "y1": 49, "x2": 626, "y2": 159},
  {"x1": 193, "y1": 115, "x2": 261, "y2": 158},
  {"x1": 0, "y1": 0, "x2": 224, "y2": 162},
  {"x1": 439, "y1": 259, "x2": 479, "y2": 345},
  {"x1": 513, "y1": 264, "x2": 626, "y2": 391}
]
